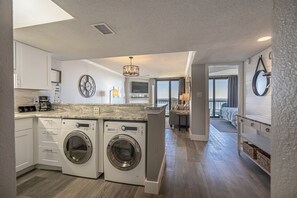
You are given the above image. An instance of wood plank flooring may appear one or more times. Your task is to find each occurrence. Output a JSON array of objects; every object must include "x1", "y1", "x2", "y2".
[{"x1": 17, "y1": 125, "x2": 270, "y2": 198}]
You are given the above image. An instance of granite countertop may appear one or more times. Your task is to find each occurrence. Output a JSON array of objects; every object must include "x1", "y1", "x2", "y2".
[{"x1": 15, "y1": 110, "x2": 148, "y2": 121}]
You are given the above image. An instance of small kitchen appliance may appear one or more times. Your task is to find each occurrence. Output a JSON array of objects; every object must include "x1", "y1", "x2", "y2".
[{"x1": 39, "y1": 96, "x2": 52, "y2": 111}]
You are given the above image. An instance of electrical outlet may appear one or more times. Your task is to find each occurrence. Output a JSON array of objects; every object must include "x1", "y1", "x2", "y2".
[
  {"x1": 93, "y1": 107, "x2": 100, "y2": 115},
  {"x1": 33, "y1": 97, "x2": 39, "y2": 104}
]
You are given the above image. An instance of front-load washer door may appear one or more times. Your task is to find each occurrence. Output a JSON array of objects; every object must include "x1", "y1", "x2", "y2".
[
  {"x1": 63, "y1": 131, "x2": 92, "y2": 164},
  {"x1": 107, "y1": 134, "x2": 141, "y2": 171}
]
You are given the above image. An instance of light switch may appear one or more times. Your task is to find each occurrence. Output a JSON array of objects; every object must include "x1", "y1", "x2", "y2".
[{"x1": 196, "y1": 92, "x2": 203, "y2": 97}]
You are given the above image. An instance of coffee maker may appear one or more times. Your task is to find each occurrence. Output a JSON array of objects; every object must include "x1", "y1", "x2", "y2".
[{"x1": 39, "y1": 96, "x2": 52, "y2": 111}]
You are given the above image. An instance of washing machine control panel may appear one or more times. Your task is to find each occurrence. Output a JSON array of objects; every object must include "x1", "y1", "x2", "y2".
[{"x1": 120, "y1": 125, "x2": 145, "y2": 135}]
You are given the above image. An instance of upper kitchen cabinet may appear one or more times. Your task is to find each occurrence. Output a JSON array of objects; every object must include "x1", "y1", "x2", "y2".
[{"x1": 14, "y1": 41, "x2": 51, "y2": 89}]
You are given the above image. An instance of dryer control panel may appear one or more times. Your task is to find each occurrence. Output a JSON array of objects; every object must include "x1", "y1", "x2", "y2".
[{"x1": 104, "y1": 121, "x2": 146, "y2": 136}]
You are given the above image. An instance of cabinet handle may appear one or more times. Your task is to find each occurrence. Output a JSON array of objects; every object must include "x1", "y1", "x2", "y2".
[
  {"x1": 266, "y1": 128, "x2": 270, "y2": 132},
  {"x1": 240, "y1": 119, "x2": 244, "y2": 122},
  {"x1": 43, "y1": 149, "x2": 57, "y2": 153}
]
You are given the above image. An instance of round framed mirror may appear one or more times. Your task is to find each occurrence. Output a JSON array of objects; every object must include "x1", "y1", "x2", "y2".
[{"x1": 252, "y1": 70, "x2": 270, "y2": 96}]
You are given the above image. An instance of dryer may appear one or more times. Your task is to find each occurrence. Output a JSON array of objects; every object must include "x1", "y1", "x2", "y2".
[
  {"x1": 61, "y1": 119, "x2": 100, "y2": 178},
  {"x1": 104, "y1": 121, "x2": 146, "y2": 186}
]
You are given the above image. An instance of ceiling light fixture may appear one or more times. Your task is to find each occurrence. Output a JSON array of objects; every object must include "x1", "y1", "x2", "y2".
[
  {"x1": 123, "y1": 57, "x2": 139, "y2": 77},
  {"x1": 257, "y1": 36, "x2": 272, "y2": 42}
]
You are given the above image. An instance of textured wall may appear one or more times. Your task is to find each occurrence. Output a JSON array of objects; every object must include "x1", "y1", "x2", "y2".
[
  {"x1": 190, "y1": 64, "x2": 208, "y2": 138},
  {"x1": 272, "y1": 0, "x2": 297, "y2": 197},
  {"x1": 243, "y1": 47, "x2": 272, "y2": 115},
  {"x1": 0, "y1": 0, "x2": 16, "y2": 196}
]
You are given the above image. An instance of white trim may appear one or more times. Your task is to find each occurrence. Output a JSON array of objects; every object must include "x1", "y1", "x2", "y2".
[
  {"x1": 144, "y1": 153, "x2": 166, "y2": 194},
  {"x1": 185, "y1": 51, "x2": 196, "y2": 75},
  {"x1": 189, "y1": 129, "x2": 208, "y2": 141},
  {"x1": 82, "y1": 60, "x2": 123, "y2": 77}
]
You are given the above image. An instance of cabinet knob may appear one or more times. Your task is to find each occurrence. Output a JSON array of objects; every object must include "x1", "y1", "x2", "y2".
[
  {"x1": 241, "y1": 119, "x2": 243, "y2": 122},
  {"x1": 251, "y1": 123, "x2": 254, "y2": 126},
  {"x1": 266, "y1": 128, "x2": 270, "y2": 132}
]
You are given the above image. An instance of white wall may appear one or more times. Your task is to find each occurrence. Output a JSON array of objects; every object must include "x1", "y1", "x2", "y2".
[
  {"x1": 243, "y1": 47, "x2": 272, "y2": 116},
  {"x1": 0, "y1": 0, "x2": 16, "y2": 196},
  {"x1": 61, "y1": 60, "x2": 125, "y2": 104},
  {"x1": 272, "y1": 0, "x2": 297, "y2": 196}
]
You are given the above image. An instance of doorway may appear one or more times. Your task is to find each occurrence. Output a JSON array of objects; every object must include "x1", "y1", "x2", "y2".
[
  {"x1": 155, "y1": 79, "x2": 180, "y2": 116},
  {"x1": 209, "y1": 77, "x2": 228, "y2": 118}
]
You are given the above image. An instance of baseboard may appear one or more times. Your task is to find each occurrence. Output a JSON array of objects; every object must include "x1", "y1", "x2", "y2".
[
  {"x1": 36, "y1": 164, "x2": 62, "y2": 171},
  {"x1": 189, "y1": 129, "x2": 208, "y2": 141},
  {"x1": 16, "y1": 165, "x2": 35, "y2": 177},
  {"x1": 144, "y1": 153, "x2": 166, "y2": 194}
]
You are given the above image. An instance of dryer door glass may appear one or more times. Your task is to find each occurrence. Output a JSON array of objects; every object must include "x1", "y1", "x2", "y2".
[
  {"x1": 107, "y1": 135, "x2": 141, "y2": 171},
  {"x1": 64, "y1": 131, "x2": 92, "y2": 164}
]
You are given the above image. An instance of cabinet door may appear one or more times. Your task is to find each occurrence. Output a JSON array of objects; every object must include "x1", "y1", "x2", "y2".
[
  {"x1": 15, "y1": 41, "x2": 51, "y2": 89},
  {"x1": 15, "y1": 128, "x2": 33, "y2": 172}
]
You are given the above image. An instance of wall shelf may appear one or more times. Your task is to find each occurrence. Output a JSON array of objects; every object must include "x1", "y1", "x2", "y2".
[{"x1": 237, "y1": 115, "x2": 271, "y2": 175}]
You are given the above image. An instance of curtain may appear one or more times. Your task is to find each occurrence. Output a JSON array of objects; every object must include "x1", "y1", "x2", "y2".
[
  {"x1": 179, "y1": 78, "x2": 185, "y2": 104},
  {"x1": 228, "y1": 76, "x2": 238, "y2": 107}
]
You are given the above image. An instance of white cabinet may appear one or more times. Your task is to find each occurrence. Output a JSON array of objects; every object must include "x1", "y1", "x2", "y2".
[
  {"x1": 38, "y1": 118, "x2": 62, "y2": 167},
  {"x1": 14, "y1": 41, "x2": 51, "y2": 89},
  {"x1": 15, "y1": 118, "x2": 34, "y2": 172}
]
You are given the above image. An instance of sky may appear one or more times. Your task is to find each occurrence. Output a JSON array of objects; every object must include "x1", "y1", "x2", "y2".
[
  {"x1": 157, "y1": 81, "x2": 179, "y2": 99},
  {"x1": 209, "y1": 79, "x2": 228, "y2": 99}
]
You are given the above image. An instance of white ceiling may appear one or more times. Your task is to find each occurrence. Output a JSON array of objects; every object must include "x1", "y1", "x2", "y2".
[
  {"x1": 209, "y1": 65, "x2": 238, "y2": 76},
  {"x1": 13, "y1": 0, "x2": 272, "y2": 65},
  {"x1": 13, "y1": 0, "x2": 73, "y2": 29},
  {"x1": 89, "y1": 52, "x2": 189, "y2": 78}
]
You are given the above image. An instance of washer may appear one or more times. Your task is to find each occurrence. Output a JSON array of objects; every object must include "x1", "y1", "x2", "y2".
[
  {"x1": 61, "y1": 119, "x2": 100, "y2": 178},
  {"x1": 104, "y1": 121, "x2": 146, "y2": 186}
]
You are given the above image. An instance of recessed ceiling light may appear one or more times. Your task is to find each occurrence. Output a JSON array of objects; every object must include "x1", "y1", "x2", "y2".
[
  {"x1": 13, "y1": 0, "x2": 73, "y2": 29},
  {"x1": 257, "y1": 36, "x2": 272, "y2": 42}
]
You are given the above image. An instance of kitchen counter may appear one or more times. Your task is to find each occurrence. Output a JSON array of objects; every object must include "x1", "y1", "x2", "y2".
[
  {"x1": 15, "y1": 110, "x2": 148, "y2": 121},
  {"x1": 15, "y1": 104, "x2": 167, "y2": 121}
]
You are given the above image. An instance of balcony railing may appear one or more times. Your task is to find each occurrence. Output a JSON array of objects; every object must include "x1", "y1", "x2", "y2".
[
  {"x1": 209, "y1": 98, "x2": 227, "y2": 117},
  {"x1": 157, "y1": 98, "x2": 178, "y2": 115}
]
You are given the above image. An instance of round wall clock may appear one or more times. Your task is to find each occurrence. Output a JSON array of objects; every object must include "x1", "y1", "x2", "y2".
[{"x1": 78, "y1": 75, "x2": 96, "y2": 98}]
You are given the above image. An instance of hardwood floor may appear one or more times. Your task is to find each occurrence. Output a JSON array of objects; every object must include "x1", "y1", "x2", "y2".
[{"x1": 17, "y1": 125, "x2": 270, "y2": 198}]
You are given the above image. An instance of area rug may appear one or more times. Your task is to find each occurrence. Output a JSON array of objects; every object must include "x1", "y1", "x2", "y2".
[{"x1": 210, "y1": 118, "x2": 237, "y2": 133}]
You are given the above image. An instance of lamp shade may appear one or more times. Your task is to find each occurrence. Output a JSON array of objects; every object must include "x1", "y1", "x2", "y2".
[
  {"x1": 179, "y1": 94, "x2": 184, "y2": 101},
  {"x1": 112, "y1": 87, "x2": 119, "y2": 97},
  {"x1": 183, "y1": 93, "x2": 190, "y2": 102}
]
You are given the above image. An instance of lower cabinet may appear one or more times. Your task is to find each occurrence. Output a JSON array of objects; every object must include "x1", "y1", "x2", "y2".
[
  {"x1": 38, "y1": 146, "x2": 61, "y2": 167},
  {"x1": 15, "y1": 118, "x2": 34, "y2": 172},
  {"x1": 38, "y1": 118, "x2": 62, "y2": 167}
]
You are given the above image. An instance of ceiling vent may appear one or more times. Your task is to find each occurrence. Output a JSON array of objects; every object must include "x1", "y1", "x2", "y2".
[{"x1": 92, "y1": 23, "x2": 115, "y2": 35}]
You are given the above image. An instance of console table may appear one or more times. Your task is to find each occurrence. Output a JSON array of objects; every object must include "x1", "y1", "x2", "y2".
[
  {"x1": 237, "y1": 115, "x2": 271, "y2": 175},
  {"x1": 176, "y1": 111, "x2": 189, "y2": 131}
]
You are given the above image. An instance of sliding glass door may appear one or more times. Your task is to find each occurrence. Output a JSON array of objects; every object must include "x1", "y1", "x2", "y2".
[
  {"x1": 209, "y1": 78, "x2": 228, "y2": 118},
  {"x1": 156, "y1": 80, "x2": 180, "y2": 116}
]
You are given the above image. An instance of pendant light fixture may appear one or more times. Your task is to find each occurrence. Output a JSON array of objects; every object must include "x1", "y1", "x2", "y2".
[{"x1": 123, "y1": 56, "x2": 139, "y2": 76}]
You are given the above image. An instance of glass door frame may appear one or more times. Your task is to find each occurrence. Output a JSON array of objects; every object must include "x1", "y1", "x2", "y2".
[
  {"x1": 209, "y1": 76, "x2": 228, "y2": 118},
  {"x1": 155, "y1": 78, "x2": 182, "y2": 116}
]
